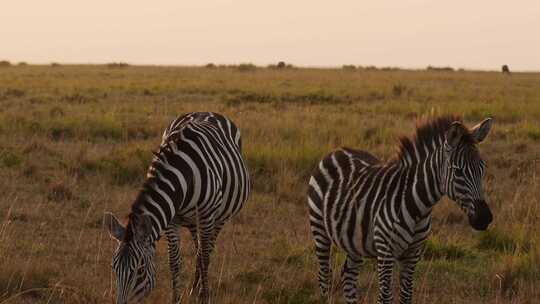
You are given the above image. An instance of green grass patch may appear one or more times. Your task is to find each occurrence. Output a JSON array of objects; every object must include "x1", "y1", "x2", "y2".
[
  {"x1": 0, "y1": 148, "x2": 23, "y2": 168},
  {"x1": 423, "y1": 237, "x2": 473, "y2": 260},
  {"x1": 477, "y1": 229, "x2": 531, "y2": 253}
]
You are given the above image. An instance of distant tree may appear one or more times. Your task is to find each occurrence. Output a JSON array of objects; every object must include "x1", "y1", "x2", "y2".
[
  {"x1": 427, "y1": 65, "x2": 454, "y2": 72},
  {"x1": 0, "y1": 60, "x2": 12, "y2": 67},
  {"x1": 277, "y1": 61, "x2": 286, "y2": 69},
  {"x1": 18, "y1": 62, "x2": 28, "y2": 66},
  {"x1": 106, "y1": 62, "x2": 129, "y2": 68},
  {"x1": 502, "y1": 65, "x2": 510, "y2": 74},
  {"x1": 237, "y1": 63, "x2": 257, "y2": 71},
  {"x1": 51, "y1": 62, "x2": 61, "y2": 67},
  {"x1": 205, "y1": 63, "x2": 216, "y2": 69},
  {"x1": 342, "y1": 65, "x2": 356, "y2": 70}
]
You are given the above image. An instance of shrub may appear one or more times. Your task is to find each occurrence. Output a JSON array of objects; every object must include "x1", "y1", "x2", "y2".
[
  {"x1": 0, "y1": 150, "x2": 23, "y2": 168},
  {"x1": 51, "y1": 62, "x2": 61, "y2": 67},
  {"x1": 49, "y1": 106, "x2": 65, "y2": 118},
  {"x1": 0, "y1": 60, "x2": 11, "y2": 67},
  {"x1": 427, "y1": 65, "x2": 454, "y2": 71},
  {"x1": 205, "y1": 63, "x2": 216, "y2": 68},
  {"x1": 381, "y1": 66, "x2": 401, "y2": 71},
  {"x1": 342, "y1": 64, "x2": 356, "y2": 70},
  {"x1": 237, "y1": 63, "x2": 257, "y2": 72},
  {"x1": 392, "y1": 83, "x2": 407, "y2": 97},
  {"x1": 2, "y1": 88, "x2": 26, "y2": 98},
  {"x1": 269, "y1": 61, "x2": 293, "y2": 69},
  {"x1": 17, "y1": 61, "x2": 28, "y2": 66},
  {"x1": 106, "y1": 62, "x2": 129, "y2": 68}
]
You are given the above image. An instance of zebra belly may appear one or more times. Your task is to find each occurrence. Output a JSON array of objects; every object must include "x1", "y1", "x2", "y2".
[{"x1": 324, "y1": 200, "x2": 376, "y2": 258}]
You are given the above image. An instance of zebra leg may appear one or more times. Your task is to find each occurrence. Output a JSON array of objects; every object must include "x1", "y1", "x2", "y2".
[
  {"x1": 190, "y1": 222, "x2": 224, "y2": 296},
  {"x1": 196, "y1": 219, "x2": 216, "y2": 304},
  {"x1": 376, "y1": 256, "x2": 394, "y2": 304},
  {"x1": 310, "y1": 226, "x2": 332, "y2": 297},
  {"x1": 398, "y1": 256, "x2": 419, "y2": 304},
  {"x1": 340, "y1": 255, "x2": 362, "y2": 304},
  {"x1": 165, "y1": 225, "x2": 183, "y2": 304},
  {"x1": 187, "y1": 225, "x2": 201, "y2": 296}
]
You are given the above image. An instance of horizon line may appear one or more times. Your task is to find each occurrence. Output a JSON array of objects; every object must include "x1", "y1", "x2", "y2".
[{"x1": 2, "y1": 60, "x2": 539, "y2": 73}]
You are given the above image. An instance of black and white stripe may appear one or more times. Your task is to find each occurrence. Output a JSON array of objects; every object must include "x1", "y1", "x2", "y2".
[
  {"x1": 105, "y1": 112, "x2": 250, "y2": 304},
  {"x1": 307, "y1": 116, "x2": 493, "y2": 304}
]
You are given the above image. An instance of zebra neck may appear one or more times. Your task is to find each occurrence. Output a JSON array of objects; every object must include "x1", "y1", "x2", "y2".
[
  {"x1": 130, "y1": 186, "x2": 174, "y2": 244},
  {"x1": 395, "y1": 144, "x2": 445, "y2": 218}
]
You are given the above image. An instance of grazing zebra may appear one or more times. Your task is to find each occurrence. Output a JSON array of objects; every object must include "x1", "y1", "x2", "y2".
[
  {"x1": 104, "y1": 112, "x2": 250, "y2": 304},
  {"x1": 307, "y1": 116, "x2": 493, "y2": 304}
]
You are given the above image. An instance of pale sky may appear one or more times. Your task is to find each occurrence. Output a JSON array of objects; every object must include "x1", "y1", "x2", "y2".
[{"x1": 1, "y1": 1, "x2": 539, "y2": 70}]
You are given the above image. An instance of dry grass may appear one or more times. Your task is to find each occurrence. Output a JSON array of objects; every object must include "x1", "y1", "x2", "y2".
[{"x1": 0, "y1": 65, "x2": 539, "y2": 303}]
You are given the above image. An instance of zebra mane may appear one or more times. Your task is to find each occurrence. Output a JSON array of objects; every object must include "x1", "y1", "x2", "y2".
[{"x1": 395, "y1": 115, "x2": 476, "y2": 163}]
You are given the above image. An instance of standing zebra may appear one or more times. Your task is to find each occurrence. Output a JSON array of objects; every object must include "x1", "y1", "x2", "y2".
[
  {"x1": 104, "y1": 112, "x2": 250, "y2": 304},
  {"x1": 307, "y1": 116, "x2": 493, "y2": 304}
]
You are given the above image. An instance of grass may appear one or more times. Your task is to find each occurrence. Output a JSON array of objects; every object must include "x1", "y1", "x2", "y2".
[{"x1": 0, "y1": 64, "x2": 539, "y2": 303}]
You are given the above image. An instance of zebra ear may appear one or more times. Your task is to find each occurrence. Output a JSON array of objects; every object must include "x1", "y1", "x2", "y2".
[
  {"x1": 470, "y1": 118, "x2": 492, "y2": 143},
  {"x1": 445, "y1": 121, "x2": 465, "y2": 149},
  {"x1": 104, "y1": 212, "x2": 126, "y2": 242},
  {"x1": 132, "y1": 213, "x2": 153, "y2": 241}
]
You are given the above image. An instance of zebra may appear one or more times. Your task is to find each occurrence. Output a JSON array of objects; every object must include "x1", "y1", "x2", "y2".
[
  {"x1": 104, "y1": 112, "x2": 250, "y2": 304},
  {"x1": 307, "y1": 115, "x2": 493, "y2": 304}
]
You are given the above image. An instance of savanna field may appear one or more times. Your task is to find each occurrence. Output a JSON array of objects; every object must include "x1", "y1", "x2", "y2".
[{"x1": 0, "y1": 64, "x2": 539, "y2": 304}]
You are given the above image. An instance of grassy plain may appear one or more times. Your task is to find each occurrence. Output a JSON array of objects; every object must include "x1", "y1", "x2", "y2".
[{"x1": 0, "y1": 64, "x2": 539, "y2": 303}]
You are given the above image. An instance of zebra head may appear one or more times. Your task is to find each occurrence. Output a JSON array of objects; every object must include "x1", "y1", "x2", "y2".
[
  {"x1": 104, "y1": 212, "x2": 156, "y2": 304},
  {"x1": 442, "y1": 118, "x2": 493, "y2": 231}
]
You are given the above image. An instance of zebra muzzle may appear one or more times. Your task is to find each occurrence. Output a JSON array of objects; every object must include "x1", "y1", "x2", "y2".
[{"x1": 468, "y1": 200, "x2": 493, "y2": 231}]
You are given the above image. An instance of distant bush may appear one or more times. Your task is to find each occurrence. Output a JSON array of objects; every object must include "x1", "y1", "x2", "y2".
[
  {"x1": 107, "y1": 62, "x2": 129, "y2": 68},
  {"x1": 17, "y1": 62, "x2": 28, "y2": 66},
  {"x1": 0, "y1": 149, "x2": 23, "y2": 168},
  {"x1": 51, "y1": 62, "x2": 61, "y2": 67},
  {"x1": 0, "y1": 60, "x2": 11, "y2": 67},
  {"x1": 205, "y1": 63, "x2": 216, "y2": 69},
  {"x1": 365, "y1": 65, "x2": 378, "y2": 71},
  {"x1": 380, "y1": 66, "x2": 401, "y2": 71},
  {"x1": 392, "y1": 83, "x2": 407, "y2": 97},
  {"x1": 49, "y1": 106, "x2": 65, "y2": 118},
  {"x1": 1, "y1": 88, "x2": 26, "y2": 98},
  {"x1": 268, "y1": 61, "x2": 293, "y2": 70},
  {"x1": 342, "y1": 65, "x2": 356, "y2": 70},
  {"x1": 61, "y1": 92, "x2": 95, "y2": 104},
  {"x1": 427, "y1": 65, "x2": 454, "y2": 72},
  {"x1": 237, "y1": 63, "x2": 257, "y2": 72}
]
